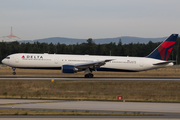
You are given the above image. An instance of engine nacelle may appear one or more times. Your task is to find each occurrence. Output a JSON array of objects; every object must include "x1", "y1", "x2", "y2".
[{"x1": 62, "y1": 65, "x2": 78, "y2": 73}]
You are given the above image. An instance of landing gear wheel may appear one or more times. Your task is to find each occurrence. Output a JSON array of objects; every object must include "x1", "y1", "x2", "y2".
[
  {"x1": 12, "y1": 67, "x2": 16, "y2": 75},
  {"x1": 89, "y1": 74, "x2": 93, "y2": 78},
  {"x1": 84, "y1": 73, "x2": 94, "y2": 78},
  {"x1": 85, "y1": 74, "x2": 89, "y2": 78}
]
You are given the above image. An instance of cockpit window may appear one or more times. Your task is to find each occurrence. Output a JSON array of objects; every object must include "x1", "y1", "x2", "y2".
[{"x1": 6, "y1": 57, "x2": 10, "y2": 59}]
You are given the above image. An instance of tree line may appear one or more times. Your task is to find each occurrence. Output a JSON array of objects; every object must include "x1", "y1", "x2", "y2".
[{"x1": 0, "y1": 37, "x2": 180, "y2": 64}]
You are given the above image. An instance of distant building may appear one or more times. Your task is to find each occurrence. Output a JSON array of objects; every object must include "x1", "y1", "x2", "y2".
[{"x1": 1, "y1": 27, "x2": 20, "y2": 42}]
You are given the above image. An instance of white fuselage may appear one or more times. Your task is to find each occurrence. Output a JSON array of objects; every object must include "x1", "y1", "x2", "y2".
[{"x1": 2, "y1": 53, "x2": 173, "y2": 72}]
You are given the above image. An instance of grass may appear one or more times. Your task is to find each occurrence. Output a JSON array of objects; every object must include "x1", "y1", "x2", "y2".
[
  {"x1": 0, "y1": 80, "x2": 180, "y2": 102},
  {"x1": 0, "y1": 109, "x2": 163, "y2": 116},
  {"x1": 0, "y1": 66, "x2": 180, "y2": 102}
]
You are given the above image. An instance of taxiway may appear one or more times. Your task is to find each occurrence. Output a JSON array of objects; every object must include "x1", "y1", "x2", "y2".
[
  {"x1": 0, "y1": 77, "x2": 180, "y2": 81},
  {"x1": 0, "y1": 99, "x2": 180, "y2": 119}
]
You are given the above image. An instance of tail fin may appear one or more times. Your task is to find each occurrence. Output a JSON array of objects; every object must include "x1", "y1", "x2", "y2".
[{"x1": 147, "y1": 34, "x2": 178, "y2": 61}]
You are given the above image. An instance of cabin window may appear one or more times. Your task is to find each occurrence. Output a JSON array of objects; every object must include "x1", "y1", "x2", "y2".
[{"x1": 6, "y1": 57, "x2": 10, "y2": 59}]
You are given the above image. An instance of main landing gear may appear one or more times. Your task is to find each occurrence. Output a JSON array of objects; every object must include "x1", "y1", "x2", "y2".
[
  {"x1": 84, "y1": 73, "x2": 94, "y2": 78},
  {"x1": 12, "y1": 67, "x2": 16, "y2": 75},
  {"x1": 84, "y1": 68, "x2": 94, "y2": 78}
]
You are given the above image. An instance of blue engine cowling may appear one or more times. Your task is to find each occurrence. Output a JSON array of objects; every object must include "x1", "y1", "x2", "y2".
[{"x1": 62, "y1": 65, "x2": 78, "y2": 73}]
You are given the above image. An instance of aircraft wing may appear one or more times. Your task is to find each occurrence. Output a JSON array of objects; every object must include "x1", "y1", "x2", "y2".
[
  {"x1": 153, "y1": 60, "x2": 175, "y2": 65},
  {"x1": 74, "y1": 59, "x2": 113, "y2": 69}
]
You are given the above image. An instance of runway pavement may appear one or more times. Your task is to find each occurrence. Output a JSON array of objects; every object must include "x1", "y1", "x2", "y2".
[
  {"x1": 0, "y1": 99, "x2": 180, "y2": 119},
  {"x1": 1, "y1": 116, "x2": 179, "y2": 120},
  {"x1": 1, "y1": 77, "x2": 180, "y2": 81},
  {"x1": 0, "y1": 99, "x2": 59, "y2": 105},
  {"x1": 1, "y1": 100, "x2": 180, "y2": 113}
]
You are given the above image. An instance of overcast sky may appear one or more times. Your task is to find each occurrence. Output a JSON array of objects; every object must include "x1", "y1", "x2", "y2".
[{"x1": 0, "y1": 0, "x2": 180, "y2": 40}]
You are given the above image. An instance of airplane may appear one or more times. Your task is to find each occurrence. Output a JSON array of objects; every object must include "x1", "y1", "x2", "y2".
[{"x1": 1, "y1": 34, "x2": 178, "y2": 78}]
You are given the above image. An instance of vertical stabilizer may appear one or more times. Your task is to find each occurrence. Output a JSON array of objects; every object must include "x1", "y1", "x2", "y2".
[{"x1": 147, "y1": 34, "x2": 178, "y2": 61}]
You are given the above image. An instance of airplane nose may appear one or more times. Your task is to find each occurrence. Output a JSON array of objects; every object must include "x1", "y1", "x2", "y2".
[{"x1": 1, "y1": 59, "x2": 6, "y2": 64}]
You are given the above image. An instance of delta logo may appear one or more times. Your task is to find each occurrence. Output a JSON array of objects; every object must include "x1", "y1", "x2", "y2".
[
  {"x1": 21, "y1": 55, "x2": 43, "y2": 59},
  {"x1": 158, "y1": 41, "x2": 175, "y2": 61}
]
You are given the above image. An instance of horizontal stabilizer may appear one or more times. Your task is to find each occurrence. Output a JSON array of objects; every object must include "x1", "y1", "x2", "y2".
[{"x1": 153, "y1": 60, "x2": 175, "y2": 65}]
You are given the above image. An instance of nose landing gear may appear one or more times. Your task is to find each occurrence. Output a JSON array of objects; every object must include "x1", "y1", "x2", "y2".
[{"x1": 12, "y1": 67, "x2": 16, "y2": 75}]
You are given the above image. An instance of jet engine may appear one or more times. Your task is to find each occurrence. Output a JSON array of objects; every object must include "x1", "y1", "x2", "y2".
[{"x1": 62, "y1": 65, "x2": 78, "y2": 73}]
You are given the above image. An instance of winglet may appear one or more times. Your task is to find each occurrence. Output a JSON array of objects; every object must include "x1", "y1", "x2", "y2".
[{"x1": 146, "y1": 34, "x2": 178, "y2": 61}]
